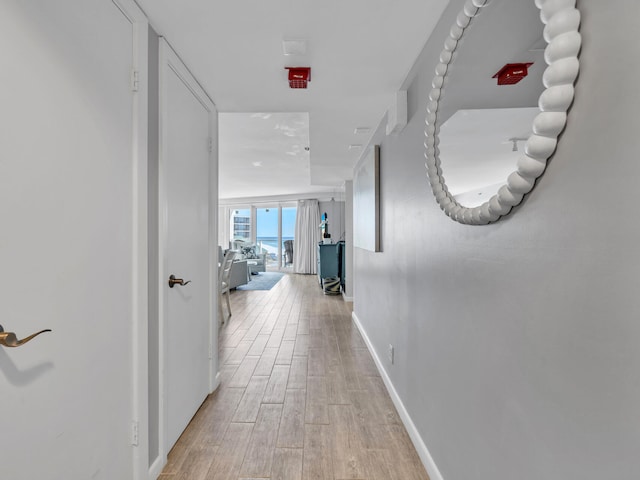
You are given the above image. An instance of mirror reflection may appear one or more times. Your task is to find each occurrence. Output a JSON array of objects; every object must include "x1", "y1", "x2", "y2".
[{"x1": 438, "y1": 0, "x2": 546, "y2": 208}]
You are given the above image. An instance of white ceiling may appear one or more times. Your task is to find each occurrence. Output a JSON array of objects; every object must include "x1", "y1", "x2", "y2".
[
  {"x1": 436, "y1": 0, "x2": 545, "y2": 124},
  {"x1": 219, "y1": 112, "x2": 338, "y2": 199},
  {"x1": 440, "y1": 107, "x2": 540, "y2": 203},
  {"x1": 135, "y1": 0, "x2": 451, "y2": 199}
]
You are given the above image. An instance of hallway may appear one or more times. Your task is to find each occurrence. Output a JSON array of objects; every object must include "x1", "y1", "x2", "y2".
[{"x1": 159, "y1": 273, "x2": 428, "y2": 479}]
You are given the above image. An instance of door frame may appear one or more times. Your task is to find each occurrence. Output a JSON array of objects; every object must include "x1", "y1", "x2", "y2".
[
  {"x1": 155, "y1": 37, "x2": 219, "y2": 475},
  {"x1": 107, "y1": 1, "x2": 150, "y2": 479}
]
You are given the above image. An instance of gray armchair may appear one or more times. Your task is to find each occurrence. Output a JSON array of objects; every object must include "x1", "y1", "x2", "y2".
[
  {"x1": 228, "y1": 258, "x2": 249, "y2": 288},
  {"x1": 219, "y1": 245, "x2": 250, "y2": 288}
]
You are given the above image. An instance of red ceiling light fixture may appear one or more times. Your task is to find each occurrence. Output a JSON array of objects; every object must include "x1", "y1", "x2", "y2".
[
  {"x1": 492, "y1": 62, "x2": 533, "y2": 85},
  {"x1": 285, "y1": 67, "x2": 311, "y2": 89}
]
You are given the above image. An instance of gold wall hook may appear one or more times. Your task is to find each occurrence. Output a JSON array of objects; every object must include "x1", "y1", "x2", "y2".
[
  {"x1": 0, "y1": 324, "x2": 52, "y2": 348},
  {"x1": 168, "y1": 274, "x2": 191, "y2": 288}
]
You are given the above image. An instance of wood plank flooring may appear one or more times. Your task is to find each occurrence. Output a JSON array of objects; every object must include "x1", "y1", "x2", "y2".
[{"x1": 158, "y1": 273, "x2": 428, "y2": 480}]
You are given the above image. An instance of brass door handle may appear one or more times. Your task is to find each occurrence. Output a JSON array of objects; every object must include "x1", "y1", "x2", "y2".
[
  {"x1": 0, "y1": 324, "x2": 52, "y2": 348},
  {"x1": 168, "y1": 274, "x2": 191, "y2": 288}
]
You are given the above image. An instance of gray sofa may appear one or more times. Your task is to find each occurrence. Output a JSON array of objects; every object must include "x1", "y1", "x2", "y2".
[{"x1": 230, "y1": 241, "x2": 267, "y2": 273}]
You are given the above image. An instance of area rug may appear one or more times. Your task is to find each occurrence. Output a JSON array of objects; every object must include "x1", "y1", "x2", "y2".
[{"x1": 236, "y1": 272, "x2": 285, "y2": 291}]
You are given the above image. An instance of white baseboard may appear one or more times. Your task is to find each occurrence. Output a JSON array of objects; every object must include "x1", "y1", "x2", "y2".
[
  {"x1": 342, "y1": 291, "x2": 353, "y2": 302},
  {"x1": 351, "y1": 311, "x2": 444, "y2": 480},
  {"x1": 148, "y1": 455, "x2": 164, "y2": 480},
  {"x1": 211, "y1": 370, "x2": 221, "y2": 393}
]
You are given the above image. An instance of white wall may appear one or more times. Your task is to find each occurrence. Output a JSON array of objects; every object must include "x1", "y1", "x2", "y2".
[
  {"x1": 318, "y1": 200, "x2": 345, "y2": 242},
  {"x1": 353, "y1": 1, "x2": 640, "y2": 479},
  {"x1": 344, "y1": 181, "x2": 354, "y2": 299}
]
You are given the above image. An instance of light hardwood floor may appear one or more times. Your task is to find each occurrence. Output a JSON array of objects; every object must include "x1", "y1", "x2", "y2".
[{"x1": 159, "y1": 273, "x2": 428, "y2": 480}]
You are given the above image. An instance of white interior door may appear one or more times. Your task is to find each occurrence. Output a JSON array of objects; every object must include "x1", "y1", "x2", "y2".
[
  {"x1": 159, "y1": 39, "x2": 217, "y2": 453},
  {"x1": 0, "y1": 1, "x2": 147, "y2": 479}
]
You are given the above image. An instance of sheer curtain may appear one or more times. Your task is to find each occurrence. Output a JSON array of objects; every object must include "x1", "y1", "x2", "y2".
[
  {"x1": 294, "y1": 199, "x2": 321, "y2": 274},
  {"x1": 218, "y1": 206, "x2": 231, "y2": 249}
]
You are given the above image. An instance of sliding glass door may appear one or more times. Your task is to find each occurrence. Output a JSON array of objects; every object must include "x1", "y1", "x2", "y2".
[
  {"x1": 256, "y1": 207, "x2": 278, "y2": 268},
  {"x1": 226, "y1": 204, "x2": 297, "y2": 270},
  {"x1": 251, "y1": 204, "x2": 296, "y2": 270}
]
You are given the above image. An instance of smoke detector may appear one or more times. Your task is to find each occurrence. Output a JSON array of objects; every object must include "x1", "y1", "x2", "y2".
[
  {"x1": 285, "y1": 67, "x2": 311, "y2": 89},
  {"x1": 492, "y1": 63, "x2": 534, "y2": 85}
]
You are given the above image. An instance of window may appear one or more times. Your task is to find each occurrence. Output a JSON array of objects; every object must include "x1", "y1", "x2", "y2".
[
  {"x1": 256, "y1": 207, "x2": 278, "y2": 267},
  {"x1": 231, "y1": 209, "x2": 251, "y2": 241},
  {"x1": 227, "y1": 204, "x2": 297, "y2": 269}
]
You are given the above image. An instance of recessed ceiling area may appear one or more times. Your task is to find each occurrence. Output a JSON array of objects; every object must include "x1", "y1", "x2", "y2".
[
  {"x1": 219, "y1": 112, "x2": 338, "y2": 200},
  {"x1": 134, "y1": 0, "x2": 452, "y2": 198},
  {"x1": 439, "y1": 107, "x2": 539, "y2": 205}
]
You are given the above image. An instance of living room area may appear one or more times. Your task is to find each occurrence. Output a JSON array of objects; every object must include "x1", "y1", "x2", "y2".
[{"x1": 218, "y1": 196, "x2": 347, "y2": 294}]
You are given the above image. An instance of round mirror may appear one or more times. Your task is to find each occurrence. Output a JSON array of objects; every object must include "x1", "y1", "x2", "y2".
[{"x1": 424, "y1": 0, "x2": 581, "y2": 224}]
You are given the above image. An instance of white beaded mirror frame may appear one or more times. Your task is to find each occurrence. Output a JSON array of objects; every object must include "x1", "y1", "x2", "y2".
[{"x1": 424, "y1": 0, "x2": 581, "y2": 225}]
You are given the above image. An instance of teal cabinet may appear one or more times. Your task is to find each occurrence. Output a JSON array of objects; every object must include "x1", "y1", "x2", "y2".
[
  {"x1": 339, "y1": 241, "x2": 346, "y2": 288},
  {"x1": 317, "y1": 243, "x2": 340, "y2": 284}
]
